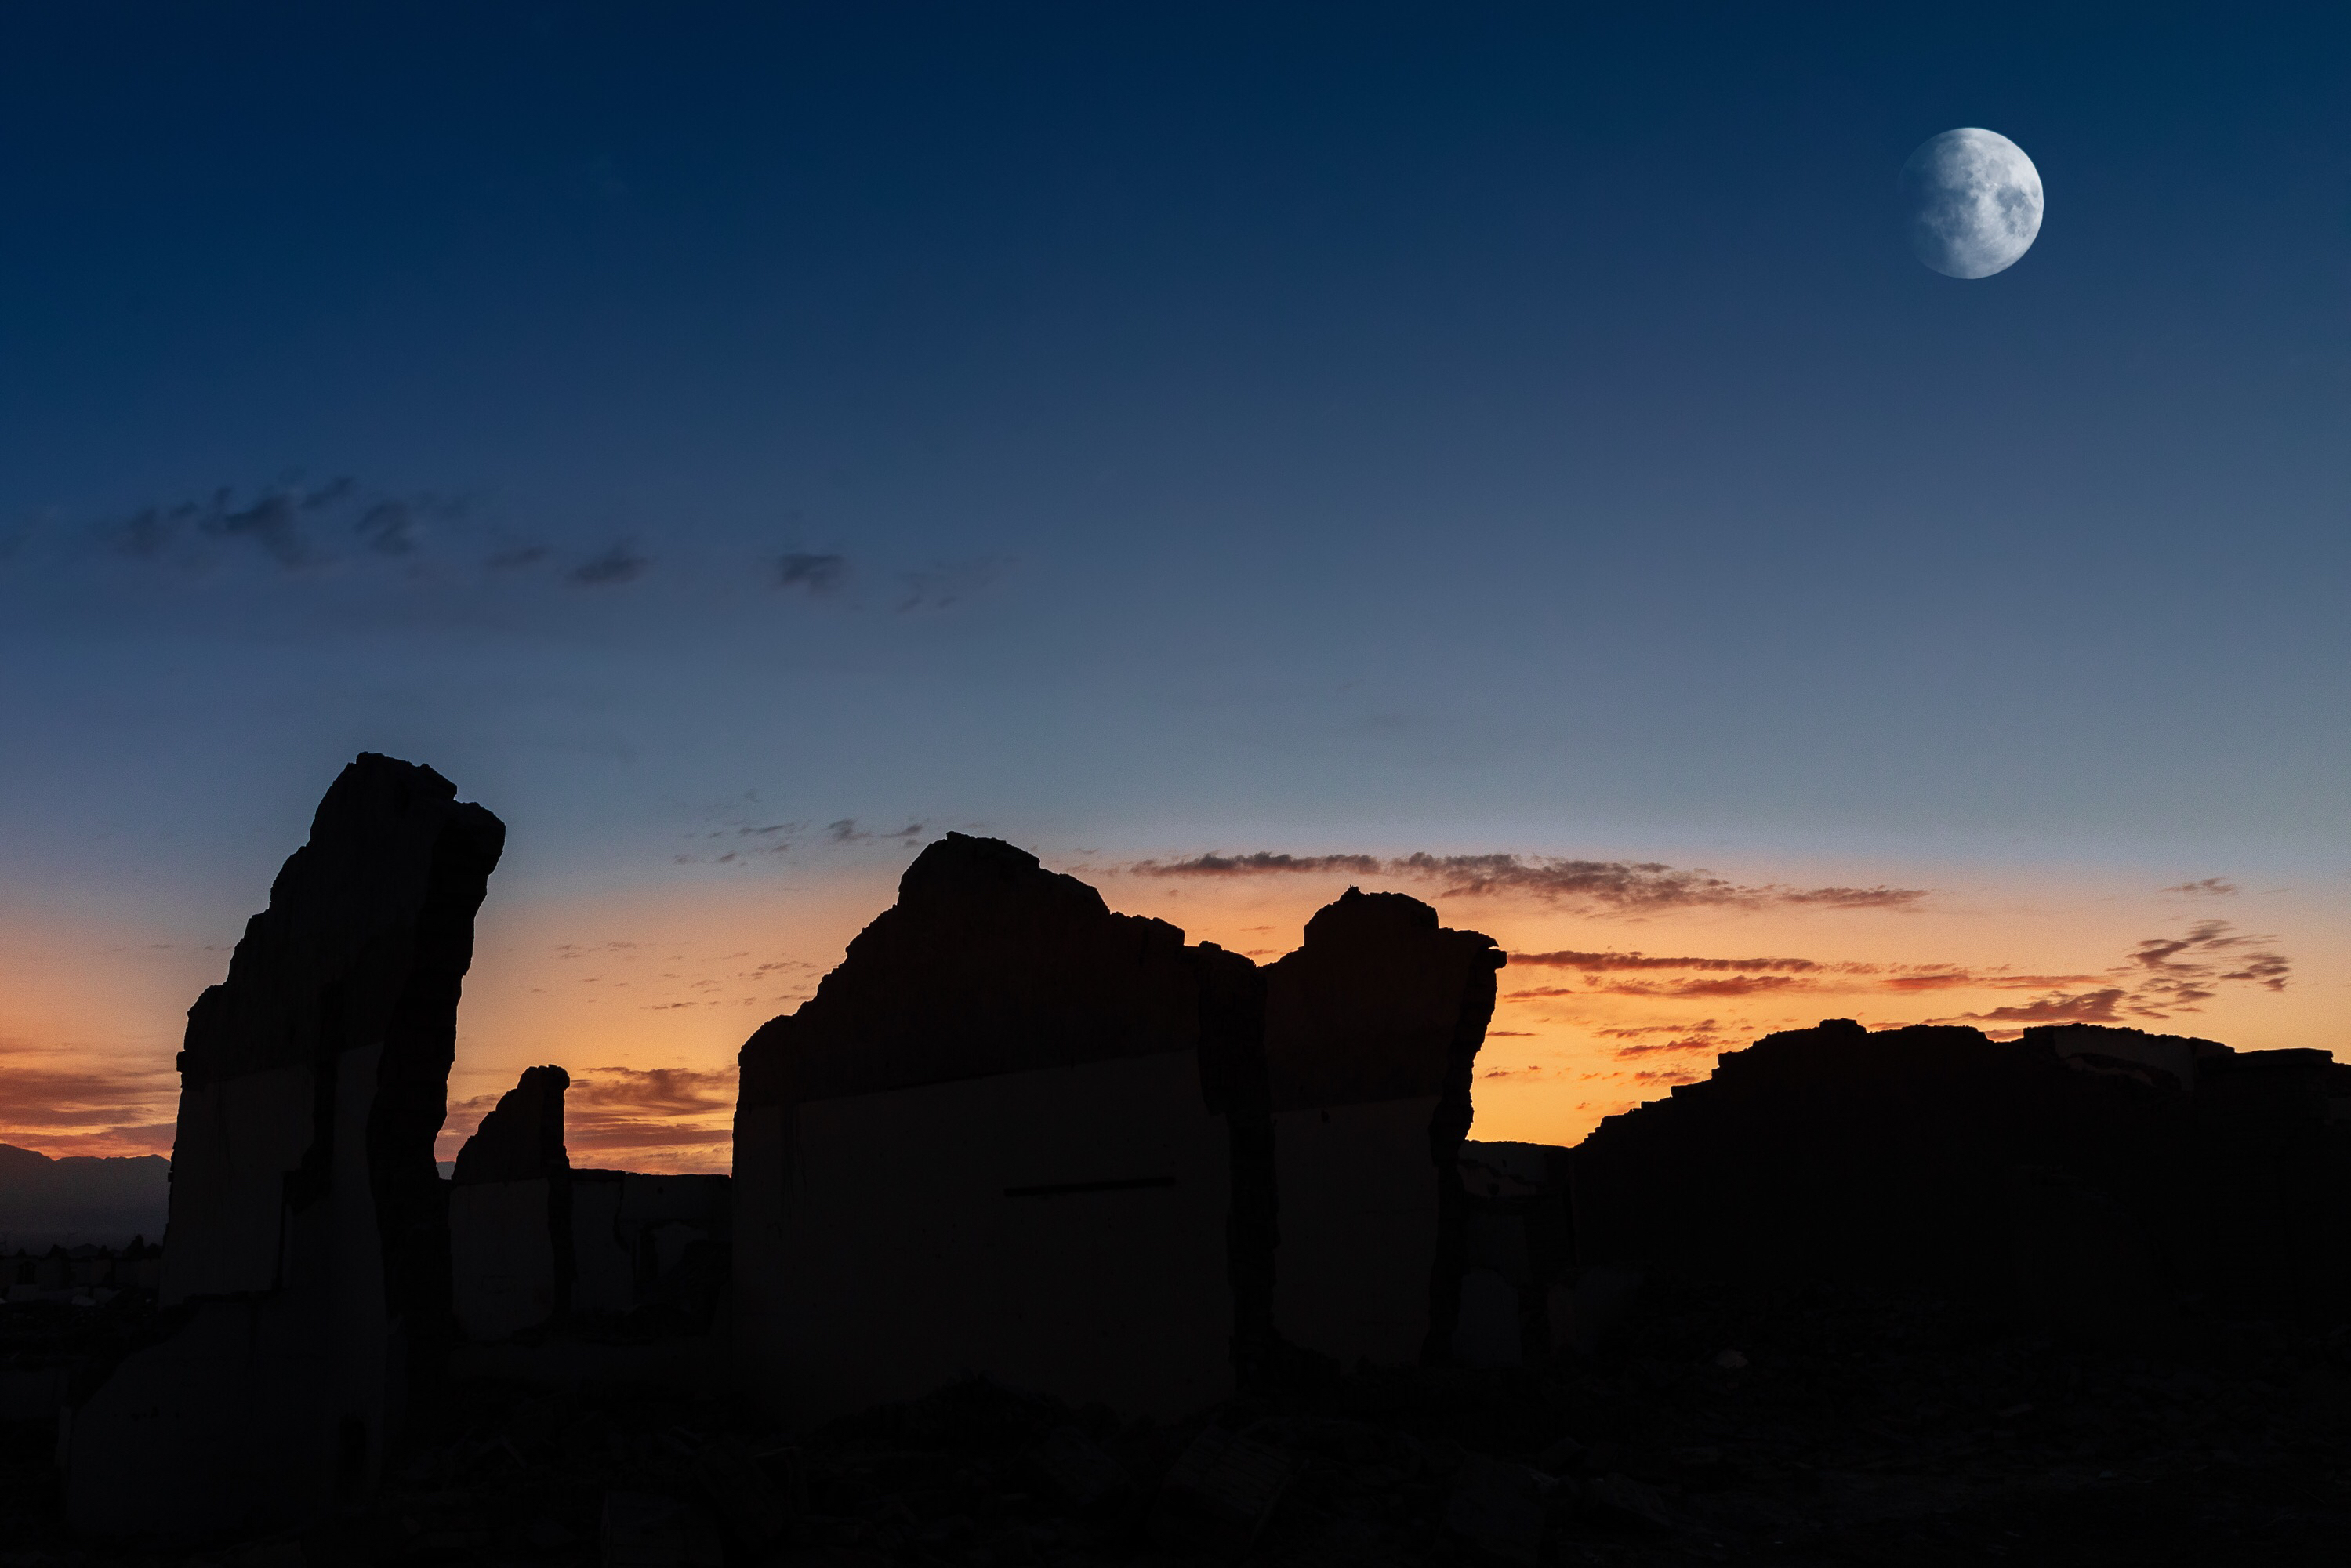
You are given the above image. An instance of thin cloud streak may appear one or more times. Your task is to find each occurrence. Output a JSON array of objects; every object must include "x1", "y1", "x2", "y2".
[
  {"x1": 1127, "y1": 850, "x2": 1927, "y2": 913},
  {"x1": 437, "y1": 1065, "x2": 737, "y2": 1174},
  {"x1": 1511, "y1": 949, "x2": 1824, "y2": 972},
  {"x1": 569, "y1": 543, "x2": 651, "y2": 586},
  {"x1": 776, "y1": 552, "x2": 848, "y2": 594},
  {"x1": 1936, "y1": 919, "x2": 2287, "y2": 1032},
  {"x1": 0, "y1": 1040, "x2": 180, "y2": 1158}
]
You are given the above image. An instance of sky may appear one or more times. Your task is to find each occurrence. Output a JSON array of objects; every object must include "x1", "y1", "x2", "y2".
[{"x1": 2, "y1": 4, "x2": 2346, "y2": 1169}]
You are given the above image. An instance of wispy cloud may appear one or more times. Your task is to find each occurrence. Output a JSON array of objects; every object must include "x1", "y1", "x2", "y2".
[
  {"x1": 2164, "y1": 877, "x2": 2240, "y2": 897},
  {"x1": 1878, "y1": 969, "x2": 2100, "y2": 992},
  {"x1": 352, "y1": 494, "x2": 462, "y2": 556},
  {"x1": 1956, "y1": 988, "x2": 2132, "y2": 1027},
  {"x1": 776, "y1": 552, "x2": 848, "y2": 595},
  {"x1": 1613, "y1": 1034, "x2": 1728, "y2": 1058},
  {"x1": 823, "y1": 819, "x2": 925, "y2": 846},
  {"x1": 1508, "y1": 975, "x2": 1812, "y2": 1000},
  {"x1": 1936, "y1": 919, "x2": 2287, "y2": 1032},
  {"x1": 2124, "y1": 919, "x2": 2288, "y2": 1003},
  {"x1": 0, "y1": 1039, "x2": 179, "y2": 1157},
  {"x1": 437, "y1": 1064, "x2": 737, "y2": 1174},
  {"x1": 1126, "y1": 851, "x2": 1926, "y2": 913},
  {"x1": 209, "y1": 487, "x2": 340, "y2": 565},
  {"x1": 569, "y1": 542, "x2": 651, "y2": 586},
  {"x1": 1134, "y1": 852, "x2": 1384, "y2": 877},
  {"x1": 1596, "y1": 974, "x2": 1812, "y2": 999},
  {"x1": 568, "y1": 1065, "x2": 735, "y2": 1119},
  {"x1": 1511, "y1": 949, "x2": 1824, "y2": 973},
  {"x1": 898, "y1": 557, "x2": 1007, "y2": 612},
  {"x1": 97, "y1": 478, "x2": 407, "y2": 570},
  {"x1": 32, "y1": 479, "x2": 1012, "y2": 624}
]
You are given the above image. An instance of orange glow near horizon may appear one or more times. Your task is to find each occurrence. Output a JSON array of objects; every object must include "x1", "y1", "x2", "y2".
[{"x1": 2, "y1": 848, "x2": 2340, "y2": 1171}]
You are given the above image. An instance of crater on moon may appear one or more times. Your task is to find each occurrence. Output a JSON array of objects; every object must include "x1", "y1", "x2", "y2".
[{"x1": 1901, "y1": 128, "x2": 2043, "y2": 280}]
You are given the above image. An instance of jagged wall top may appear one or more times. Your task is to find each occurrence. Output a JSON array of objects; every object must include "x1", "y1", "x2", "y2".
[
  {"x1": 452, "y1": 1065, "x2": 571, "y2": 1185},
  {"x1": 1264, "y1": 887, "x2": 1504, "y2": 1112},
  {"x1": 738, "y1": 833, "x2": 1245, "y2": 1110}
]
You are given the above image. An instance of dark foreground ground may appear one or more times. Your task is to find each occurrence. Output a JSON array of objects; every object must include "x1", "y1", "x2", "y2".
[{"x1": 6, "y1": 1277, "x2": 2349, "y2": 1568}]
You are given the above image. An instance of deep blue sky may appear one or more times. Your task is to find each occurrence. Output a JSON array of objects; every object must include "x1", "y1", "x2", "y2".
[{"x1": 4, "y1": 2, "x2": 2348, "y2": 909}]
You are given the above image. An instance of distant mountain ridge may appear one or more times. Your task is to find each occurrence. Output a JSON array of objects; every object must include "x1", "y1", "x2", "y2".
[{"x1": 0, "y1": 1142, "x2": 170, "y2": 1250}]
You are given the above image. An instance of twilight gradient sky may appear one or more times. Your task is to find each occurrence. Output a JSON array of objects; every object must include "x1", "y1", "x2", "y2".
[{"x1": 2, "y1": 5, "x2": 2346, "y2": 1167}]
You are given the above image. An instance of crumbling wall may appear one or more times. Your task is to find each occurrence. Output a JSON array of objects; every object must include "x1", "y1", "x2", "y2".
[
  {"x1": 1451, "y1": 1140, "x2": 1574, "y2": 1367},
  {"x1": 2183, "y1": 1046, "x2": 2351, "y2": 1319},
  {"x1": 2027, "y1": 1022, "x2": 2233, "y2": 1095},
  {"x1": 734, "y1": 834, "x2": 1263, "y2": 1424},
  {"x1": 1261, "y1": 890, "x2": 1503, "y2": 1367},
  {"x1": 446, "y1": 1066, "x2": 734, "y2": 1345},
  {"x1": 449, "y1": 1065, "x2": 571, "y2": 1342},
  {"x1": 65, "y1": 754, "x2": 504, "y2": 1537},
  {"x1": 733, "y1": 849, "x2": 1511, "y2": 1419},
  {"x1": 606, "y1": 1171, "x2": 732, "y2": 1326}
]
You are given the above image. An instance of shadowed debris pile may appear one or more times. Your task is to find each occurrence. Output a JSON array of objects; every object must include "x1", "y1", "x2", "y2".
[{"x1": 10, "y1": 1271, "x2": 2351, "y2": 1566}]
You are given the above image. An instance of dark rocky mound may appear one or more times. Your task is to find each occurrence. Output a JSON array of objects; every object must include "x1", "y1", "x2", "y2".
[
  {"x1": 1573, "y1": 1018, "x2": 2351, "y2": 1330},
  {"x1": 0, "y1": 1145, "x2": 169, "y2": 1248}
]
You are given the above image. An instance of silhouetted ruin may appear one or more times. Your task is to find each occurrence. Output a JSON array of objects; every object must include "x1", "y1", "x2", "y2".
[
  {"x1": 732, "y1": 835, "x2": 1504, "y2": 1425},
  {"x1": 1452, "y1": 1139, "x2": 1576, "y2": 1367},
  {"x1": 63, "y1": 754, "x2": 505, "y2": 1536},
  {"x1": 446, "y1": 1063, "x2": 733, "y2": 1353},
  {"x1": 1263, "y1": 890, "x2": 1504, "y2": 1370},
  {"x1": 16, "y1": 760, "x2": 2351, "y2": 1563},
  {"x1": 450, "y1": 1065, "x2": 573, "y2": 1341}
]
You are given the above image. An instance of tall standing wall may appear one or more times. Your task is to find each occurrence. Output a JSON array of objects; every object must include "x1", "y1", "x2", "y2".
[
  {"x1": 732, "y1": 842, "x2": 1508, "y2": 1423},
  {"x1": 65, "y1": 754, "x2": 504, "y2": 1536},
  {"x1": 1262, "y1": 890, "x2": 1503, "y2": 1367},
  {"x1": 733, "y1": 834, "x2": 1261, "y2": 1425}
]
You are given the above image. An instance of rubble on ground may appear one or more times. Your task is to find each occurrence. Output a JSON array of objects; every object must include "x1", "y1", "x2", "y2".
[{"x1": 6, "y1": 1268, "x2": 2349, "y2": 1565}]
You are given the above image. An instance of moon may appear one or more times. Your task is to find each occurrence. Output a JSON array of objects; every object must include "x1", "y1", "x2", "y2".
[{"x1": 1899, "y1": 128, "x2": 2043, "y2": 279}]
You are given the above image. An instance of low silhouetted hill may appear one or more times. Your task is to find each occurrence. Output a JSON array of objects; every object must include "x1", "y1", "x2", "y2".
[{"x1": 0, "y1": 1143, "x2": 169, "y2": 1250}]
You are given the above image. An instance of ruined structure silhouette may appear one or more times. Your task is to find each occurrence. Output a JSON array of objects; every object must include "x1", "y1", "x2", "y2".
[
  {"x1": 1572, "y1": 1017, "x2": 2351, "y2": 1336},
  {"x1": 64, "y1": 753, "x2": 504, "y2": 1534},
  {"x1": 34, "y1": 757, "x2": 2351, "y2": 1561},
  {"x1": 730, "y1": 833, "x2": 1504, "y2": 1422}
]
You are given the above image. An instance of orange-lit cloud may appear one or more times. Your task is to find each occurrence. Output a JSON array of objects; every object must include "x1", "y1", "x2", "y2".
[
  {"x1": 1612, "y1": 1036, "x2": 1727, "y2": 1057},
  {"x1": 0, "y1": 1038, "x2": 180, "y2": 1157},
  {"x1": 1123, "y1": 851, "x2": 1926, "y2": 913},
  {"x1": 1512, "y1": 949, "x2": 1825, "y2": 972},
  {"x1": 1877, "y1": 970, "x2": 2102, "y2": 992},
  {"x1": 438, "y1": 1064, "x2": 741, "y2": 1174},
  {"x1": 1934, "y1": 920, "x2": 2289, "y2": 1033},
  {"x1": 1951, "y1": 988, "x2": 2132, "y2": 1027}
]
